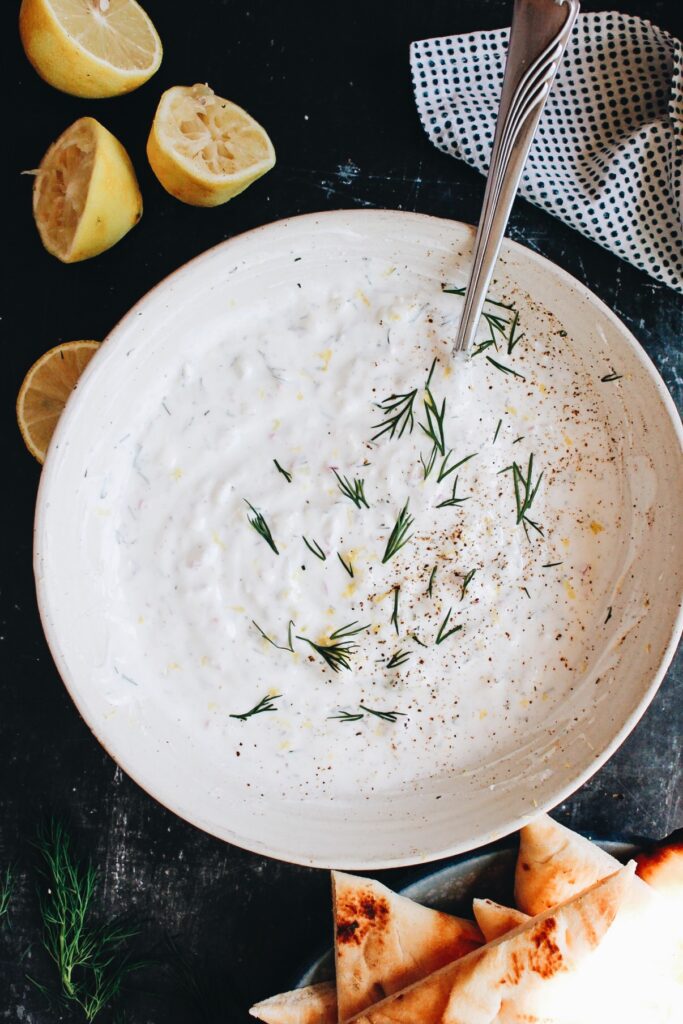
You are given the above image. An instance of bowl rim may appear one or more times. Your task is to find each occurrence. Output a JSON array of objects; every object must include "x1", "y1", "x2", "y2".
[{"x1": 33, "y1": 208, "x2": 683, "y2": 868}]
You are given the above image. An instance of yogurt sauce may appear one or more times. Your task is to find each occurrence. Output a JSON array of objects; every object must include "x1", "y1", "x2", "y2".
[{"x1": 110, "y1": 261, "x2": 627, "y2": 798}]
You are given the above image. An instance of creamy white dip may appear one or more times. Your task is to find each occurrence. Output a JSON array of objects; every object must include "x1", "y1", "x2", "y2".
[{"x1": 109, "y1": 262, "x2": 626, "y2": 798}]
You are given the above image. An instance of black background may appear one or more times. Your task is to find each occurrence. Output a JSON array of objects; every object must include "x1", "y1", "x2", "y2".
[{"x1": 2, "y1": 0, "x2": 682, "y2": 1020}]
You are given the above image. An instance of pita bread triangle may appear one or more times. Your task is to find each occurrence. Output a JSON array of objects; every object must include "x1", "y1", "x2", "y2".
[
  {"x1": 250, "y1": 873, "x2": 482, "y2": 1024},
  {"x1": 348, "y1": 863, "x2": 634, "y2": 1024},
  {"x1": 472, "y1": 899, "x2": 529, "y2": 941},
  {"x1": 514, "y1": 814, "x2": 620, "y2": 915},
  {"x1": 333, "y1": 870, "x2": 483, "y2": 1021},
  {"x1": 250, "y1": 980, "x2": 337, "y2": 1024}
]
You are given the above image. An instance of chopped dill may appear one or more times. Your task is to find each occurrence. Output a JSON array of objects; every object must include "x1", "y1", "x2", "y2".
[
  {"x1": 381, "y1": 501, "x2": 415, "y2": 563},
  {"x1": 460, "y1": 569, "x2": 476, "y2": 601},
  {"x1": 0, "y1": 865, "x2": 14, "y2": 924},
  {"x1": 372, "y1": 388, "x2": 417, "y2": 441},
  {"x1": 332, "y1": 469, "x2": 369, "y2": 509},
  {"x1": 486, "y1": 356, "x2": 526, "y2": 380},
  {"x1": 499, "y1": 454, "x2": 544, "y2": 537},
  {"x1": 600, "y1": 369, "x2": 623, "y2": 382},
  {"x1": 438, "y1": 450, "x2": 477, "y2": 482},
  {"x1": 390, "y1": 586, "x2": 400, "y2": 634},
  {"x1": 302, "y1": 536, "x2": 326, "y2": 560},
  {"x1": 386, "y1": 649, "x2": 411, "y2": 669},
  {"x1": 522, "y1": 586, "x2": 531, "y2": 599},
  {"x1": 230, "y1": 694, "x2": 281, "y2": 720},
  {"x1": 542, "y1": 561, "x2": 563, "y2": 569},
  {"x1": 273, "y1": 459, "x2": 292, "y2": 482},
  {"x1": 337, "y1": 552, "x2": 354, "y2": 577},
  {"x1": 605, "y1": 606, "x2": 613, "y2": 624},
  {"x1": 436, "y1": 474, "x2": 470, "y2": 508},
  {"x1": 435, "y1": 608, "x2": 463, "y2": 645},
  {"x1": 426, "y1": 564, "x2": 437, "y2": 597},
  {"x1": 328, "y1": 710, "x2": 364, "y2": 723},
  {"x1": 360, "y1": 705, "x2": 407, "y2": 723},
  {"x1": 410, "y1": 632, "x2": 428, "y2": 648},
  {"x1": 245, "y1": 501, "x2": 279, "y2": 554},
  {"x1": 493, "y1": 418, "x2": 503, "y2": 444},
  {"x1": 251, "y1": 619, "x2": 295, "y2": 652}
]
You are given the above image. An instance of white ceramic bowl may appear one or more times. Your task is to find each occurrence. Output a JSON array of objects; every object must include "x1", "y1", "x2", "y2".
[{"x1": 34, "y1": 211, "x2": 683, "y2": 868}]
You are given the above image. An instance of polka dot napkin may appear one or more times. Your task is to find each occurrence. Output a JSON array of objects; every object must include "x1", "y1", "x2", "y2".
[{"x1": 410, "y1": 12, "x2": 682, "y2": 292}]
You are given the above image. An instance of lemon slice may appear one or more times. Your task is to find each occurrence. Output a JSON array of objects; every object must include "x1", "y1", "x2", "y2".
[
  {"x1": 33, "y1": 116, "x2": 143, "y2": 263},
  {"x1": 19, "y1": 0, "x2": 162, "y2": 98},
  {"x1": 17, "y1": 341, "x2": 100, "y2": 463},
  {"x1": 147, "y1": 83, "x2": 276, "y2": 207}
]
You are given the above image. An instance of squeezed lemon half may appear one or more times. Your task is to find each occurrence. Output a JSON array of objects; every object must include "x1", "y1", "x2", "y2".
[
  {"x1": 19, "y1": 0, "x2": 162, "y2": 98},
  {"x1": 17, "y1": 340, "x2": 100, "y2": 462},
  {"x1": 33, "y1": 116, "x2": 143, "y2": 263},
  {"x1": 147, "y1": 83, "x2": 276, "y2": 207}
]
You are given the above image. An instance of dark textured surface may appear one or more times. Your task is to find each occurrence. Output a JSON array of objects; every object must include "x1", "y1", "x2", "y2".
[{"x1": 2, "y1": 0, "x2": 681, "y2": 1019}]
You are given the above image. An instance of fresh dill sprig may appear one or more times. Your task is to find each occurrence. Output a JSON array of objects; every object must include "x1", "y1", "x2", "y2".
[
  {"x1": 381, "y1": 501, "x2": 415, "y2": 563},
  {"x1": 386, "y1": 649, "x2": 411, "y2": 669},
  {"x1": 330, "y1": 621, "x2": 370, "y2": 640},
  {"x1": 436, "y1": 474, "x2": 470, "y2": 508},
  {"x1": 0, "y1": 865, "x2": 14, "y2": 925},
  {"x1": 360, "y1": 705, "x2": 407, "y2": 723},
  {"x1": 31, "y1": 821, "x2": 144, "y2": 1021},
  {"x1": 390, "y1": 586, "x2": 400, "y2": 634},
  {"x1": 251, "y1": 619, "x2": 295, "y2": 652},
  {"x1": 427, "y1": 564, "x2": 437, "y2": 597},
  {"x1": 600, "y1": 369, "x2": 623, "y2": 382},
  {"x1": 419, "y1": 386, "x2": 447, "y2": 458},
  {"x1": 605, "y1": 606, "x2": 613, "y2": 624},
  {"x1": 372, "y1": 389, "x2": 417, "y2": 440},
  {"x1": 302, "y1": 536, "x2": 326, "y2": 560},
  {"x1": 499, "y1": 454, "x2": 544, "y2": 537},
  {"x1": 493, "y1": 418, "x2": 503, "y2": 444},
  {"x1": 332, "y1": 469, "x2": 369, "y2": 509},
  {"x1": 542, "y1": 561, "x2": 563, "y2": 569},
  {"x1": 245, "y1": 501, "x2": 279, "y2": 554},
  {"x1": 506, "y1": 310, "x2": 524, "y2": 354},
  {"x1": 230, "y1": 694, "x2": 281, "y2": 720},
  {"x1": 435, "y1": 608, "x2": 463, "y2": 645},
  {"x1": 460, "y1": 569, "x2": 476, "y2": 601},
  {"x1": 273, "y1": 459, "x2": 292, "y2": 483},
  {"x1": 438, "y1": 451, "x2": 477, "y2": 482},
  {"x1": 337, "y1": 552, "x2": 354, "y2": 577},
  {"x1": 297, "y1": 636, "x2": 356, "y2": 673},
  {"x1": 486, "y1": 356, "x2": 526, "y2": 380},
  {"x1": 328, "y1": 710, "x2": 364, "y2": 723}
]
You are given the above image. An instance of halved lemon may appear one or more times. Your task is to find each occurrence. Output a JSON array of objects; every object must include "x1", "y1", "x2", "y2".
[
  {"x1": 17, "y1": 340, "x2": 100, "y2": 463},
  {"x1": 19, "y1": 0, "x2": 162, "y2": 98},
  {"x1": 147, "y1": 83, "x2": 276, "y2": 207},
  {"x1": 33, "y1": 116, "x2": 143, "y2": 263}
]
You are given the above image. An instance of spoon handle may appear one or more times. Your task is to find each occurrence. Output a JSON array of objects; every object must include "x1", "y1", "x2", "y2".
[{"x1": 453, "y1": 0, "x2": 580, "y2": 354}]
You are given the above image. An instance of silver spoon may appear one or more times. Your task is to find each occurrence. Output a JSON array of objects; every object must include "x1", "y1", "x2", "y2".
[{"x1": 453, "y1": 0, "x2": 580, "y2": 354}]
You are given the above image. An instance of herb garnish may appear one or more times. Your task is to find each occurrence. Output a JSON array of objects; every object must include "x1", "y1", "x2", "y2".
[
  {"x1": 273, "y1": 459, "x2": 292, "y2": 482},
  {"x1": 438, "y1": 450, "x2": 477, "y2": 482},
  {"x1": 426, "y1": 564, "x2": 437, "y2": 597},
  {"x1": 542, "y1": 561, "x2": 563, "y2": 569},
  {"x1": 486, "y1": 356, "x2": 526, "y2": 381},
  {"x1": 522, "y1": 586, "x2": 531, "y2": 599},
  {"x1": 419, "y1": 383, "x2": 447, "y2": 474},
  {"x1": 332, "y1": 469, "x2": 369, "y2": 509},
  {"x1": 302, "y1": 536, "x2": 326, "y2": 560},
  {"x1": 386, "y1": 649, "x2": 411, "y2": 668},
  {"x1": 499, "y1": 454, "x2": 544, "y2": 537},
  {"x1": 245, "y1": 501, "x2": 279, "y2": 554},
  {"x1": 391, "y1": 586, "x2": 400, "y2": 634},
  {"x1": 382, "y1": 501, "x2": 415, "y2": 563},
  {"x1": 337, "y1": 552, "x2": 354, "y2": 577},
  {"x1": 600, "y1": 369, "x2": 623, "y2": 383},
  {"x1": 436, "y1": 475, "x2": 470, "y2": 508},
  {"x1": 435, "y1": 608, "x2": 463, "y2": 645},
  {"x1": 0, "y1": 865, "x2": 13, "y2": 924},
  {"x1": 372, "y1": 389, "x2": 417, "y2": 440},
  {"x1": 329, "y1": 705, "x2": 407, "y2": 724},
  {"x1": 30, "y1": 822, "x2": 144, "y2": 1020},
  {"x1": 460, "y1": 569, "x2": 476, "y2": 601},
  {"x1": 297, "y1": 622, "x2": 369, "y2": 673},
  {"x1": 252, "y1": 619, "x2": 295, "y2": 652},
  {"x1": 410, "y1": 632, "x2": 428, "y2": 647},
  {"x1": 605, "y1": 606, "x2": 613, "y2": 624},
  {"x1": 230, "y1": 694, "x2": 282, "y2": 720},
  {"x1": 493, "y1": 418, "x2": 503, "y2": 444}
]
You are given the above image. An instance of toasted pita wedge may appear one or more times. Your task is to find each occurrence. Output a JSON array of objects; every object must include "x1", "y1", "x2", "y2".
[
  {"x1": 349, "y1": 864, "x2": 633, "y2": 1024},
  {"x1": 635, "y1": 839, "x2": 683, "y2": 906},
  {"x1": 333, "y1": 871, "x2": 483, "y2": 1021},
  {"x1": 250, "y1": 981, "x2": 337, "y2": 1024},
  {"x1": 472, "y1": 899, "x2": 529, "y2": 941},
  {"x1": 514, "y1": 815, "x2": 618, "y2": 915}
]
